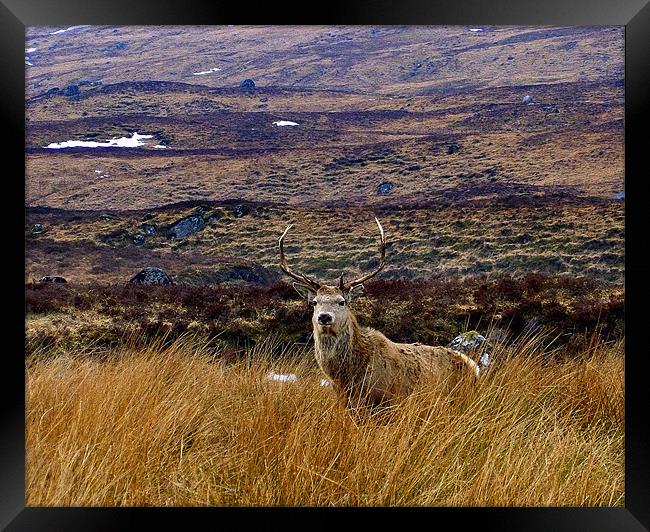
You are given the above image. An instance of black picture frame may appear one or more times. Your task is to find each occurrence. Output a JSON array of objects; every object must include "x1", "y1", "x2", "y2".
[{"x1": 5, "y1": 1, "x2": 649, "y2": 529}]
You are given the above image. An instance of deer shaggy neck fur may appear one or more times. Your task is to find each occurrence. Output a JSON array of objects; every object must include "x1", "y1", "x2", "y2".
[{"x1": 311, "y1": 286, "x2": 478, "y2": 408}]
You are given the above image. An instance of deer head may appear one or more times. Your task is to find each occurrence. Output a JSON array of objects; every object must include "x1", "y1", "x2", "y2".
[{"x1": 278, "y1": 218, "x2": 386, "y2": 335}]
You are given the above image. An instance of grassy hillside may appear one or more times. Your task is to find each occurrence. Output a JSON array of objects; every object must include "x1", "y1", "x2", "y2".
[
  {"x1": 26, "y1": 26, "x2": 624, "y2": 291},
  {"x1": 25, "y1": 26, "x2": 623, "y2": 97}
]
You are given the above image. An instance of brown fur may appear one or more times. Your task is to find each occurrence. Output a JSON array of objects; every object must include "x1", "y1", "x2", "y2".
[{"x1": 310, "y1": 286, "x2": 479, "y2": 408}]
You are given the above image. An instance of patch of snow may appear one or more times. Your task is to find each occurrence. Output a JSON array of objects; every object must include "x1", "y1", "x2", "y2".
[
  {"x1": 272, "y1": 120, "x2": 299, "y2": 127},
  {"x1": 26, "y1": 47, "x2": 37, "y2": 53},
  {"x1": 44, "y1": 132, "x2": 154, "y2": 149},
  {"x1": 192, "y1": 67, "x2": 222, "y2": 75},
  {"x1": 94, "y1": 170, "x2": 102, "y2": 173},
  {"x1": 25, "y1": 60, "x2": 33, "y2": 66},
  {"x1": 266, "y1": 372, "x2": 297, "y2": 383},
  {"x1": 153, "y1": 144, "x2": 170, "y2": 149},
  {"x1": 320, "y1": 379, "x2": 331, "y2": 387},
  {"x1": 48, "y1": 25, "x2": 89, "y2": 35},
  {"x1": 469, "y1": 28, "x2": 484, "y2": 32}
]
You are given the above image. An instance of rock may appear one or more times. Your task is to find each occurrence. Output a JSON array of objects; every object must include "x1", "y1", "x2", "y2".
[
  {"x1": 129, "y1": 267, "x2": 173, "y2": 286},
  {"x1": 193, "y1": 206, "x2": 209, "y2": 216},
  {"x1": 232, "y1": 204, "x2": 251, "y2": 218},
  {"x1": 38, "y1": 276, "x2": 67, "y2": 284},
  {"x1": 31, "y1": 223, "x2": 45, "y2": 234},
  {"x1": 447, "y1": 144, "x2": 461, "y2": 154},
  {"x1": 377, "y1": 182, "x2": 394, "y2": 195},
  {"x1": 133, "y1": 234, "x2": 145, "y2": 245},
  {"x1": 182, "y1": 264, "x2": 281, "y2": 286},
  {"x1": 102, "y1": 41, "x2": 128, "y2": 56},
  {"x1": 240, "y1": 79, "x2": 255, "y2": 91},
  {"x1": 613, "y1": 191, "x2": 625, "y2": 201},
  {"x1": 559, "y1": 41, "x2": 577, "y2": 51},
  {"x1": 63, "y1": 84, "x2": 80, "y2": 97},
  {"x1": 447, "y1": 331, "x2": 492, "y2": 371},
  {"x1": 168, "y1": 215, "x2": 205, "y2": 240},
  {"x1": 141, "y1": 212, "x2": 155, "y2": 221},
  {"x1": 142, "y1": 224, "x2": 156, "y2": 235},
  {"x1": 100, "y1": 213, "x2": 118, "y2": 221},
  {"x1": 221, "y1": 265, "x2": 278, "y2": 285},
  {"x1": 522, "y1": 95, "x2": 534, "y2": 105}
]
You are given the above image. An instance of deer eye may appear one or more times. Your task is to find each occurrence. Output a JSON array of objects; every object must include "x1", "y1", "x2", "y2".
[
  {"x1": 311, "y1": 300, "x2": 318, "y2": 306},
  {"x1": 338, "y1": 300, "x2": 345, "y2": 306}
]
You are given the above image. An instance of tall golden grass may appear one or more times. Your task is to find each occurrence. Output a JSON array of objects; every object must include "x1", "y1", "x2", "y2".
[{"x1": 26, "y1": 332, "x2": 624, "y2": 507}]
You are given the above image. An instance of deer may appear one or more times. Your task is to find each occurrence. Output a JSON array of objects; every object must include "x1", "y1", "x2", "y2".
[{"x1": 278, "y1": 217, "x2": 481, "y2": 410}]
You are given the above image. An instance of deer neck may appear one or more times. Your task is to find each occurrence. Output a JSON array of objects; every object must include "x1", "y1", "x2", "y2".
[{"x1": 313, "y1": 312, "x2": 367, "y2": 383}]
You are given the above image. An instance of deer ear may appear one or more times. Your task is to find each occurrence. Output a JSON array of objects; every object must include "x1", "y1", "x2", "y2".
[
  {"x1": 292, "y1": 282, "x2": 316, "y2": 302},
  {"x1": 346, "y1": 284, "x2": 365, "y2": 302}
]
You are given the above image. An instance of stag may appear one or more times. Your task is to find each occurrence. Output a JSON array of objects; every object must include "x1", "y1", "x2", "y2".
[{"x1": 279, "y1": 218, "x2": 480, "y2": 409}]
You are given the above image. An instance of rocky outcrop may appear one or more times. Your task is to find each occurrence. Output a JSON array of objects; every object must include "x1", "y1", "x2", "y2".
[
  {"x1": 168, "y1": 215, "x2": 205, "y2": 240},
  {"x1": 129, "y1": 267, "x2": 173, "y2": 285},
  {"x1": 180, "y1": 264, "x2": 281, "y2": 287},
  {"x1": 38, "y1": 276, "x2": 67, "y2": 284},
  {"x1": 232, "y1": 205, "x2": 251, "y2": 218},
  {"x1": 240, "y1": 79, "x2": 256, "y2": 91},
  {"x1": 447, "y1": 331, "x2": 491, "y2": 371},
  {"x1": 377, "y1": 182, "x2": 394, "y2": 195},
  {"x1": 63, "y1": 84, "x2": 80, "y2": 97},
  {"x1": 31, "y1": 224, "x2": 45, "y2": 234}
]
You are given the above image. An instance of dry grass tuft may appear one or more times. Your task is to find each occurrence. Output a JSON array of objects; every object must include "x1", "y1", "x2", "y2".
[{"x1": 26, "y1": 334, "x2": 624, "y2": 506}]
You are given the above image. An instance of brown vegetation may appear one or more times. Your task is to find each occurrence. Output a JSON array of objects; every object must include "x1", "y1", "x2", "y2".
[
  {"x1": 26, "y1": 333, "x2": 624, "y2": 506},
  {"x1": 25, "y1": 274, "x2": 624, "y2": 359}
]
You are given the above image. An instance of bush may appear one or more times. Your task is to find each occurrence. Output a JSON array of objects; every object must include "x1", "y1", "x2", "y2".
[{"x1": 25, "y1": 273, "x2": 623, "y2": 358}]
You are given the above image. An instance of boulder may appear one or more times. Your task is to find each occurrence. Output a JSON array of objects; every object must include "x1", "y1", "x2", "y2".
[
  {"x1": 377, "y1": 182, "x2": 394, "y2": 195},
  {"x1": 31, "y1": 223, "x2": 45, "y2": 234},
  {"x1": 63, "y1": 84, "x2": 80, "y2": 97},
  {"x1": 232, "y1": 204, "x2": 251, "y2": 218},
  {"x1": 142, "y1": 224, "x2": 156, "y2": 236},
  {"x1": 133, "y1": 234, "x2": 145, "y2": 245},
  {"x1": 38, "y1": 276, "x2": 67, "y2": 284},
  {"x1": 447, "y1": 144, "x2": 461, "y2": 154},
  {"x1": 168, "y1": 215, "x2": 205, "y2": 240},
  {"x1": 240, "y1": 79, "x2": 256, "y2": 91},
  {"x1": 447, "y1": 331, "x2": 491, "y2": 371},
  {"x1": 522, "y1": 95, "x2": 534, "y2": 105},
  {"x1": 129, "y1": 267, "x2": 173, "y2": 286}
]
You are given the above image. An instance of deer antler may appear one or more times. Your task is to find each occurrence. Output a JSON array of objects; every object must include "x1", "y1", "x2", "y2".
[
  {"x1": 344, "y1": 217, "x2": 386, "y2": 290},
  {"x1": 278, "y1": 224, "x2": 321, "y2": 291}
]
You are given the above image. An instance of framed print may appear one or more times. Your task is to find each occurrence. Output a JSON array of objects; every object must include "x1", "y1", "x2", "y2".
[{"x1": 4, "y1": 0, "x2": 649, "y2": 529}]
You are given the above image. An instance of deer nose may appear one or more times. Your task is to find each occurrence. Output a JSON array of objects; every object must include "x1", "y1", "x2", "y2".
[{"x1": 317, "y1": 313, "x2": 333, "y2": 325}]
